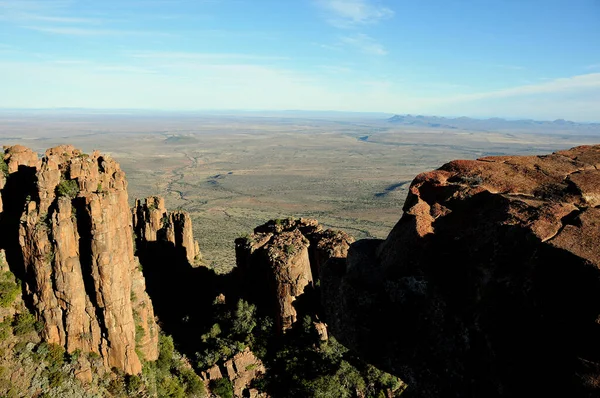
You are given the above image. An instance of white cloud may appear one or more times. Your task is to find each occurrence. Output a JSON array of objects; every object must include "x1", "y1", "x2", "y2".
[
  {"x1": 316, "y1": 0, "x2": 393, "y2": 27},
  {"x1": 340, "y1": 33, "x2": 387, "y2": 55}
]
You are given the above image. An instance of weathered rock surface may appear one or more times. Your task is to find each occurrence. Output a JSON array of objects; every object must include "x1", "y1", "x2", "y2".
[
  {"x1": 322, "y1": 145, "x2": 600, "y2": 397},
  {"x1": 5, "y1": 145, "x2": 158, "y2": 375},
  {"x1": 235, "y1": 218, "x2": 354, "y2": 333},
  {"x1": 201, "y1": 348, "x2": 266, "y2": 398},
  {"x1": 133, "y1": 196, "x2": 201, "y2": 265},
  {"x1": 3, "y1": 145, "x2": 39, "y2": 174}
]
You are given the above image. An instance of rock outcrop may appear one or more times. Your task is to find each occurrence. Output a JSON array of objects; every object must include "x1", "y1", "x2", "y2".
[
  {"x1": 3, "y1": 145, "x2": 39, "y2": 174},
  {"x1": 235, "y1": 218, "x2": 353, "y2": 333},
  {"x1": 201, "y1": 348, "x2": 266, "y2": 398},
  {"x1": 133, "y1": 196, "x2": 201, "y2": 265},
  {"x1": 322, "y1": 145, "x2": 600, "y2": 397},
  {"x1": 3, "y1": 145, "x2": 158, "y2": 375}
]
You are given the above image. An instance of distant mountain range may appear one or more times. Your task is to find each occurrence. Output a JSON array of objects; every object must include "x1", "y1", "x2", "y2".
[{"x1": 387, "y1": 114, "x2": 600, "y2": 134}]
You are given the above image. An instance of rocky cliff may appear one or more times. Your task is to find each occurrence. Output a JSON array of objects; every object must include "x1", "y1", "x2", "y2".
[
  {"x1": 133, "y1": 196, "x2": 201, "y2": 266},
  {"x1": 235, "y1": 218, "x2": 353, "y2": 333},
  {"x1": 1, "y1": 145, "x2": 158, "y2": 375},
  {"x1": 322, "y1": 145, "x2": 600, "y2": 397}
]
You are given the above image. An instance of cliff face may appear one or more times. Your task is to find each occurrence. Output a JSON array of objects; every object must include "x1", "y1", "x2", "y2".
[
  {"x1": 2, "y1": 145, "x2": 158, "y2": 375},
  {"x1": 322, "y1": 145, "x2": 600, "y2": 397},
  {"x1": 133, "y1": 196, "x2": 201, "y2": 265},
  {"x1": 235, "y1": 218, "x2": 354, "y2": 333}
]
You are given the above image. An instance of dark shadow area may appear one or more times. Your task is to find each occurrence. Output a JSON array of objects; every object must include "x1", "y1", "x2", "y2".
[
  {"x1": 0, "y1": 165, "x2": 37, "y2": 282},
  {"x1": 136, "y1": 237, "x2": 237, "y2": 359},
  {"x1": 323, "y1": 190, "x2": 600, "y2": 397}
]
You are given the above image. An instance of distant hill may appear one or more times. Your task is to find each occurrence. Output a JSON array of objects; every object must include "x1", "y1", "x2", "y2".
[{"x1": 387, "y1": 114, "x2": 600, "y2": 134}]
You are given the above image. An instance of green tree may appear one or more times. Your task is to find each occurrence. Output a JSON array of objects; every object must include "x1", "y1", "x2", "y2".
[{"x1": 232, "y1": 300, "x2": 256, "y2": 336}]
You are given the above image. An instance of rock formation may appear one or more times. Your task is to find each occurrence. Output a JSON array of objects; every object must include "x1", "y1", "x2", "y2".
[
  {"x1": 1, "y1": 145, "x2": 158, "y2": 375},
  {"x1": 201, "y1": 348, "x2": 266, "y2": 398},
  {"x1": 235, "y1": 218, "x2": 353, "y2": 333},
  {"x1": 322, "y1": 145, "x2": 600, "y2": 397},
  {"x1": 132, "y1": 196, "x2": 201, "y2": 265}
]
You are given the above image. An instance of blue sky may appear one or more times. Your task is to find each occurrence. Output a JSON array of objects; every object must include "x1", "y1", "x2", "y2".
[{"x1": 0, "y1": 0, "x2": 599, "y2": 121}]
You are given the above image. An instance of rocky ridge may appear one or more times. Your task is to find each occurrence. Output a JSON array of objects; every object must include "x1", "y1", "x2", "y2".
[{"x1": 322, "y1": 145, "x2": 600, "y2": 397}]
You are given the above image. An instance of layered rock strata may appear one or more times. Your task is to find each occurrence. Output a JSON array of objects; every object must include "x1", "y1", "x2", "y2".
[
  {"x1": 235, "y1": 218, "x2": 353, "y2": 333},
  {"x1": 132, "y1": 196, "x2": 201, "y2": 265},
  {"x1": 11, "y1": 145, "x2": 158, "y2": 374},
  {"x1": 322, "y1": 145, "x2": 600, "y2": 397}
]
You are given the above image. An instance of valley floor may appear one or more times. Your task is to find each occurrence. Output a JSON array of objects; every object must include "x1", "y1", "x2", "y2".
[{"x1": 1, "y1": 112, "x2": 596, "y2": 271}]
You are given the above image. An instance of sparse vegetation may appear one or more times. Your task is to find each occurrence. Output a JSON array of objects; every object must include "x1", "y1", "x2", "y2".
[{"x1": 12, "y1": 313, "x2": 42, "y2": 336}]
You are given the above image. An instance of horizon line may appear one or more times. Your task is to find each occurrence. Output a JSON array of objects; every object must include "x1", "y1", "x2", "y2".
[{"x1": 0, "y1": 107, "x2": 599, "y2": 124}]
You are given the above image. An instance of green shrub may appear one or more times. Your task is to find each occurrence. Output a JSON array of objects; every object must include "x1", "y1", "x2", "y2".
[
  {"x1": 210, "y1": 378, "x2": 233, "y2": 398},
  {"x1": 232, "y1": 300, "x2": 256, "y2": 336},
  {"x1": 0, "y1": 319, "x2": 11, "y2": 340},
  {"x1": 180, "y1": 367, "x2": 205, "y2": 397},
  {"x1": 284, "y1": 244, "x2": 296, "y2": 255},
  {"x1": 68, "y1": 348, "x2": 81, "y2": 364},
  {"x1": 46, "y1": 344, "x2": 65, "y2": 367},
  {"x1": 12, "y1": 312, "x2": 41, "y2": 335},
  {"x1": 157, "y1": 334, "x2": 175, "y2": 371},
  {"x1": 0, "y1": 271, "x2": 20, "y2": 308},
  {"x1": 107, "y1": 376, "x2": 126, "y2": 395},
  {"x1": 13, "y1": 341, "x2": 30, "y2": 357},
  {"x1": 125, "y1": 374, "x2": 143, "y2": 395},
  {"x1": 136, "y1": 323, "x2": 146, "y2": 344},
  {"x1": 158, "y1": 375, "x2": 185, "y2": 398},
  {"x1": 56, "y1": 179, "x2": 79, "y2": 199},
  {"x1": 47, "y1": 368, "x2": 66, "y2": 388}
]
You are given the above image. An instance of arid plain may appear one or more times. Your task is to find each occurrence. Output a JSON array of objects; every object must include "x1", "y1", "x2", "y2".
[{"x1": 2, "y1": 111, "x2": 598, "y2": 271}]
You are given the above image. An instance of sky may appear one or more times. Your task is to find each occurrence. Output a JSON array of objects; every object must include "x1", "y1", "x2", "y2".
[{"x1": 0, "y1": 0, "x2": 599, "y2": 121}]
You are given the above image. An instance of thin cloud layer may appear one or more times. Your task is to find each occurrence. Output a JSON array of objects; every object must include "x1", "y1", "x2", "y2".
[{"x1": 316, "y1": 0, "x2": 393, "y2": 27}]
